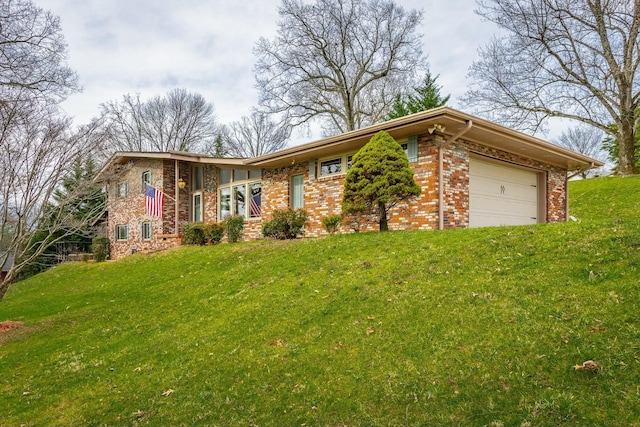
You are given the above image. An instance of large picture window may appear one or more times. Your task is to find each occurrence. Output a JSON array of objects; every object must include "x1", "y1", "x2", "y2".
[{"x1": 218, "y1": 168, "x2": 261, "y2": 220}]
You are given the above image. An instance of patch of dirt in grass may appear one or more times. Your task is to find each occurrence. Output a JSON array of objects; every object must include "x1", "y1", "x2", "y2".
[
  {"x1": 0, "y1": 321, "x2": 23, "y2": 334},
  {"x1": 0, "y1": 321, "x2": 24, "y2": 344}
]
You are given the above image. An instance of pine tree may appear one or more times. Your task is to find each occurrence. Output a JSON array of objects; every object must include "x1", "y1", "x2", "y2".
[{"x1": 386, "y1": 71, "x2": 450, "y2": 120}]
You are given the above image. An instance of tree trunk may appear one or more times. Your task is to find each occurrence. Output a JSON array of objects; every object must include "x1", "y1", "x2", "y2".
[
  {"x1": 0, "y1": 280, "x2": 9, "y2": 302},
  {"x1": 378, "y1": 202, "x2": 389, "y2": 232},
  {"x1": 615, "y1": 107, "x2": 638, "y2": 175},
  {"x1": 617, "y1": 123, "x2": 638, "y2": 175}
]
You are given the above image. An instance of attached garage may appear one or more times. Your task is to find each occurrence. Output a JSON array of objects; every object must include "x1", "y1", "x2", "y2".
[{"x1": 469, "y1": 157, "x2": 542, "y2": 228}]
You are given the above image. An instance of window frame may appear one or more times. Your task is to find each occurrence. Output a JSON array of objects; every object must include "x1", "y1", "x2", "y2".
[
  {"x1": 115, "y1": 224, "x2": 128, "y2": 241},
  {"x1": 218, "y1": 168, "x2": 262, "y2": 221},
  {"x1": 117, "y1": 181, "x2": 129, "y2": 198},
  {"x1": 192, "y1": 166, "x2": 204, "y2": 191},
  {"x1": 141, "y1": 221, "x2": 152, "y2": 241},
  {"x1": 141, "y1": 171, "x2": 152, "y2": 191},
  {"x1": 291, "y1": 174, "x2": 304, "y2": 209},
  {"x1": 192, "y1": 192, "x2": 203, "y2": 222},
  {"x1": 318, "y1": 152, "x2": 358, "y2": 177}
]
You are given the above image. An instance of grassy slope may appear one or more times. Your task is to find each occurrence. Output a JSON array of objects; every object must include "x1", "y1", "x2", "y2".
[{"x1": 1, "y1": 176, "x2": 639, "y2": 426}]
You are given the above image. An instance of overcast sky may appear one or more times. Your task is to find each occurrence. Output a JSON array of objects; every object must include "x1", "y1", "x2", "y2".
[{"x1": 44, "y1": 0, "x2": 498, "y2": 137}]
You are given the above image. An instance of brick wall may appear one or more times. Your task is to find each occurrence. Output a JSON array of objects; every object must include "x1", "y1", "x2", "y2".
[
  {"x1": 106, "y1": 134, "x2": 568, "y2": 258},
  {"x1": 258, "y1": 132, "x2": 568, "y2": 237}
]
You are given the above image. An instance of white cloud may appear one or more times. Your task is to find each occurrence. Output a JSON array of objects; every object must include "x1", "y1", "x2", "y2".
[{"x1": 45, "y1": 0, "x2": 498, "y2": 135}]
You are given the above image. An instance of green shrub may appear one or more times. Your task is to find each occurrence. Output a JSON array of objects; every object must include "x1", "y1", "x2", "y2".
[
  {"x1": 224, "y1": 215, "x2": 245, "y2": 243},
  {"x1": 91, "y1": 237, "x2": 109, "y2": 262},
  {"x1": 262, "y1": 208, "x2": 308, "y2": 240},
  {"x1": 321, "y1": 214, "x2": 342, "y2": 235},
  {"x1": 182, "y1": 223, "x2": 207, "y2": 245},
  {"x1": 206, "y1": 223, "x2": 225, "y2": 244}
]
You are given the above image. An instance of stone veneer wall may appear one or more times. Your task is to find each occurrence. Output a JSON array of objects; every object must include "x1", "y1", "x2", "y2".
[{"x1": 108, "y1": 159, "x2": 182, "y2": 260}]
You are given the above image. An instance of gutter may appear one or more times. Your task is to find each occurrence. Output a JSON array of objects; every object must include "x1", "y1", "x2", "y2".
[{"x1": 439, "y1": 120, "x2": 473, "y2": 230}]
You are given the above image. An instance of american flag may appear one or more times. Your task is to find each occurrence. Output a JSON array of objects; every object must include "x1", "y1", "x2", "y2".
[
  {"x1": 145, "y1": 184, "x2": 164, "y2": 218},
  {"x1": 250, "y1": 192, "x2": 261, "y2": 217}
]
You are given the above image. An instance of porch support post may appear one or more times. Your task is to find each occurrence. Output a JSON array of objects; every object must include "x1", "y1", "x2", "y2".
[{"x1": 175, "y1": 159, "x2": 179, "y2": 234}]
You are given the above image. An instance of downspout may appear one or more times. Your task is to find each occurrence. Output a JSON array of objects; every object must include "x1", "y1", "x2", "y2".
[
  {"x1": 175, "y1": 159, "x2": 179, "y2": 235},
  {"x1": 439, "y1": 120, "x2": 473, "y2": 230}
]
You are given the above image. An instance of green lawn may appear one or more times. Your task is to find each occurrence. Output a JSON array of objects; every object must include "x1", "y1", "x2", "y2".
[{"x1": 1, "y1": 176, "x2": 639, "y2": 426}]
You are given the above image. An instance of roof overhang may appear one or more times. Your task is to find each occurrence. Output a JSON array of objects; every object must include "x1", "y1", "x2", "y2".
[
  {"x1": 94, "y1": 151, "x2": 247, "y2": 182},
  {"x1": 95, "y1": 108, "x2": 604, "y2": 181},
  {"x1": 246, "y1": 107, "x2": 604, "y2": 171}
]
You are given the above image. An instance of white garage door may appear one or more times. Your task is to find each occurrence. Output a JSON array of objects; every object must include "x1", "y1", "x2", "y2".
[{"x1": 469, "y1": 158, "x2": 540, "y2": 228}]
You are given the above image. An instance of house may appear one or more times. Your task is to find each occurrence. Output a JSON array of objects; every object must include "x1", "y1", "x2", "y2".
[
  {"x1": 96, "y1": 107, "x2": 604, "y2": 259},
  {"x1": 1, "y1": 251, "x2": 15, "y2": 282}
]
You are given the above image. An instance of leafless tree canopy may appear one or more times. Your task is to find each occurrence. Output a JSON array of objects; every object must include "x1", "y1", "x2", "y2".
[
  {"x1": 463, "y1": 0, "x2": 640, "y2": 174},
  {"x1": 555, "y1": 125, "x2": 607, "y2": 178},
  {"x1": 254, "y1": 0, "x2": 424, "y2": 135},
  {"x1": 100, "y1": 88, "x2": 219, "y2": 155},
  {"x1": 0, "y1": 100, "x2": 106, "y2": 299},
  {"x1": 222, "y1": 111, "x2": 292, "y2": 158},
  {"x1": 0, "y1": 0, "x2": 102, "y2": 299},
  {"x1": 0, "y1": 0, "x2": 79, "y2": 103}
]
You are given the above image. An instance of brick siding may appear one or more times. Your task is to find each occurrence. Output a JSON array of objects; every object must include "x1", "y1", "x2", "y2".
[{"x1": 105, "y1": 132, "x2": 568, "y2": 258}]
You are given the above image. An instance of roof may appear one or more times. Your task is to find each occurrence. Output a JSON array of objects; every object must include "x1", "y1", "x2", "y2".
[
  {"x1": 95, "y1": 108, "x2": 604, "y2": 180},
  {"x1": 94, "y1": 151, "x2": 247, "y2": 182},
  {"x1": 246, "y1": 107, "x2": 604, "y2": 170},
  {"x1": 1, "y1": 251, "x2": 14, "y2": 273}
]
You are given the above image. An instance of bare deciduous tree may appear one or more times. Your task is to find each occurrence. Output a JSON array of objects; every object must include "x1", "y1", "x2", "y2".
[
  {"x1": 555, "y1": 125, "x2": 607, "y2": 178},
  {"x1": 0, "y1": 0, "x2": 100, "y2": 300},
  {"x1": 254, "y1": 0, "x2": 424, "y2": 135},
  {"x1": 222, "y1": 111, "x2": 292, "y2": 158},
  {"x1": 100, "y1": 88, "x2": 219, "y2": 154},
  {"x1": 0, "y1": 0, "x2": 79, "y2": 103},
  {"x1": 463, "y1": 0, "x2": 640, "y2": 175},
  {"x1": 0, "y1": 101, "x2": 106, "y2": 300}
]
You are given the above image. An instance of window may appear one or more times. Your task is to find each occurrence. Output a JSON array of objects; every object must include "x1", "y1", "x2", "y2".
[
  {"x1": 115, "y1": 224, "x2": 128, "y2": 240},
  {"x1": 117, "y1": 182, "x2": 128, "y2": 198},
  {"x1": 233, "y1": 184, "x2": 246, "y2": 216},
  {"x1": 249, "y1": 182, "x2": 262, "y2": 218},
  {"x1": 219, "y1": 187, "x2": 231, "y2": 219},
  {"x1": 141, "y1": 222, "x2": 152, "y2": 240},
  {"x1": 319, "y1": 153, "x2": 357, "y2": 177},
  {"x1": 192, "y1": 166, "x2": 204, "y2": 191},
  {"x1": 400, "y1": 143, "x2": 409, "y2": 158},
  {"x1": 291, "y1": 174, "x2": 304, "y2": 209},
  {"x1": 218, "y1": 168, "x2": 262, "y2": 220},
  {"x1": 320, "y1": 158, "x2": 343, "y2": 176},
  {"x1": 220, "y1": 169, "x2": 231, "y2": 185},
  {"x1": 234, "y1": 169, "x2": 248, "y2": 181},
  {"x1": 192, "y1": 193, "x2": 202, "y2": 222},
  {"x1": 141, "y1": 171, "x2": 152, "y2": 191}
]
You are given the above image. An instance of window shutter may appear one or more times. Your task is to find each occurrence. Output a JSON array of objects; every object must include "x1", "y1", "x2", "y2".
[
  {"x1": 408, "y1": 136, "x2": 418, "y2": 162},
  {"x1": 309, "y1": 159, "x2": 316, "y2": 180}
]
